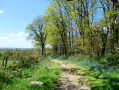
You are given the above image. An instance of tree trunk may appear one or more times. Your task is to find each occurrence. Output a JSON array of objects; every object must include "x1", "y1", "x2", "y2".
[
  {"x1": 5, "y1": 57, "x2": 8, "y2": 67},
  {"x1": 101, "y1": 33, "x2": 107, "y2": 57},
  {"x1": 110, "y1": 4, "x2": 116, "y2": 55},
  {"x1": 1, "y1": 57, "x2": 5, "y2": 66},
  {"x1": 110, "y1": 23, "x2": 115, "y2": 54},
  {"x1": 115, "y1": 28, "x2": 118, "y2": 45},
  {"x1": 101, "y1": 45, "x2": 106, "y2": 56},
  {"x1": 41, "y1": 43, "x2": 45, "y2": 56}
]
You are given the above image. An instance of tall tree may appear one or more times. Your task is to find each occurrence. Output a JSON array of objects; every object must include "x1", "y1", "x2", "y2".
[
  {"x1": 26, "y1": 17, "x2": 47, "y2": 56},
  {"x1": 42, "y1": 0, "x2": 119, "y2": 56},
  {"x1": 45, "y1": 1, "x2": 68, "y2": 55}
]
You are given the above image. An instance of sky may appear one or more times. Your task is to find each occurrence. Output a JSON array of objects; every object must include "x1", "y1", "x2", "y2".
[{"x1": 0, "y1": 0, "x2": 50, "y2": 48}]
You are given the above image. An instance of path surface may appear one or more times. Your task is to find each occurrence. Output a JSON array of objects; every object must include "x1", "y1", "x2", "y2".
[{"x1": 51, "y1": 59, "x2": 90, "y2": 90}]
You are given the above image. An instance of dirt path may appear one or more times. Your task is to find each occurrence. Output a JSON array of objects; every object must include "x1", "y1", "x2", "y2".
[{"x1": 51, "y1": 59, "x2": 90, "y2": 90}]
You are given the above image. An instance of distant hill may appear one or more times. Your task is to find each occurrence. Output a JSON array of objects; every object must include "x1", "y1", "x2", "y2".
[{"x1": 0, "y1": 47, "x2": 32, "y2": 50}]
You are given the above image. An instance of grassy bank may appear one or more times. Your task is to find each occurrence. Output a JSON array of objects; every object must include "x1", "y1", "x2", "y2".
[
  {"x1": 0, "y1": 57, "x2": 61, "y2": 90},
  {"x1": 53, "y1": 54, "x2": 119, "y2": 90}
]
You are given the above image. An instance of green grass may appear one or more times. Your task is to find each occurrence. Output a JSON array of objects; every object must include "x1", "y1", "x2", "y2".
[
  {"x1": 54, "y1": 54, "x2": 119, "y2": 90},
  {"x1": 0, "y1": 57, "x2": 61, "y2": 90}
]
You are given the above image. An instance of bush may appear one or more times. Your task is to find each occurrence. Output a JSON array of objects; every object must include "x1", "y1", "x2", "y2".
[
  {"x1": 100, "y1": 54, "x2": 119, "y2": 67},
  {"x1": 0, "y1": 71, "x2": 12, "y2": 89},
  {"x1": 106, "y1": 54, "x2": 119, "y2": 66},
  {"x1": 3, "y1": 49, "x2": 13, "y2": 57},
  {"x1": 11, "y1": 49, "x2": 43, "y2": 67},
  {"x1": 0, "y1": 52, "x2": 2, "y2": 57}
]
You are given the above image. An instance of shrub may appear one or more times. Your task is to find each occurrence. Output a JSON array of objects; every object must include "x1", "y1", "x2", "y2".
[
  {"x1": 3, "y1": 49, "x2": 13, "y2": 57},
  {"x1": 100, "y1": 54, "x2": 119, "y2": 67},
  {"x1": 0, "y1": 52, "x2": 2, "y2": 57},
  {"x1": 106, "y1": 54, "x2": 119, "y2": 66},
  {"x1": 11, "y1": 49, "x2": 43, "y2": 67}
]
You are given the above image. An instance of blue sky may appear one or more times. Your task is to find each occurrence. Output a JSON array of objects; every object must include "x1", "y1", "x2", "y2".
[{"x1": 0, "y1": 0, "x2": 50, "y2": 48}]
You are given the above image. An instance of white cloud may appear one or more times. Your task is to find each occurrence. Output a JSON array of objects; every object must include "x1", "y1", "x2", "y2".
[
  {"x1": 17, "y1": 38, "x2": 25, "y2": 41},
  {"x1": 1, "y1": 32, "x2": 33, "y2": 48},
  {"x1": 0, "y1": 39, "x2": 33, "y2": 48},
  {"x1": 0, "y1": 10, "x2": 4, "y2": 14},
  {"x1": 8, "y1": 33, "x2": 16, "y2": 36},
  {"x1": 8, "y1": 32, "x2": 28, "y2": 37},
  {"x1": 18, "y1": 32, "x2": 26, "y2": 36},
  {"x1": 0, "y1": 36, "x2": 12, "y2": 42},
  {"x1": 0, "y1": 34, "x2": 32, "y2": 48}
]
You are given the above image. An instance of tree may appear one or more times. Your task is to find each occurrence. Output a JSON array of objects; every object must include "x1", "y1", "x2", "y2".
[
  {"x1": 45, "y1": 1, "x2": 68, "y2": 55},
  {"x1": 1, "y1": 49, "x2": 13, "y2": 67},
  {"x1": 111, "y1": 0, "x2": 119, "y2": 8},
  {"x1": 42, "y1": 0, "x2": 119, "y2": 57},
  {"x1": 26, "y1": 17, "x2": 47, "y2": 56}
]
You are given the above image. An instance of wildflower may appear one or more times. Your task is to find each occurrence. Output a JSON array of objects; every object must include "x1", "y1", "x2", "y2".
[
  {"x1": 112, "y1": 68, "x2": 115, "y2": 70},
  {"x1": 116, "y1": 69, "x2": 119, "y2": 71}
]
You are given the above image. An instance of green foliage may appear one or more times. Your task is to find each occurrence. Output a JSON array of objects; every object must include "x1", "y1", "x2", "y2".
[
  {"x1": 3, "y1": 49, "x2": 13, "y2": 57},
  {"x1": 44, "y1": 0, "x2": 119, "y2": 56},
  {"x1": 100, "y1": 54, "x2": 119, "y2": 67},
  {"x1": 26, "y1": 17, "x2": 47, "y2": 56},
  {"x1": 0, "y1": 58, "x2": 61, "y2": 90},
  {"x1": 11, "y1": 49, "x2": 42, "y2": 67},
  {"x1": 0, "y1": 71, "x2": 12, "y2": 90},
  {"x1": 0, "y1": 52, "x2": 2, "y2": 57}
]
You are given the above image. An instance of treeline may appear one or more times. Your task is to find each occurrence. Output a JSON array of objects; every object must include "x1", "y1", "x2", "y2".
[{"x1": 26, "y1": 0, "x2": 119, "y2": 57}]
